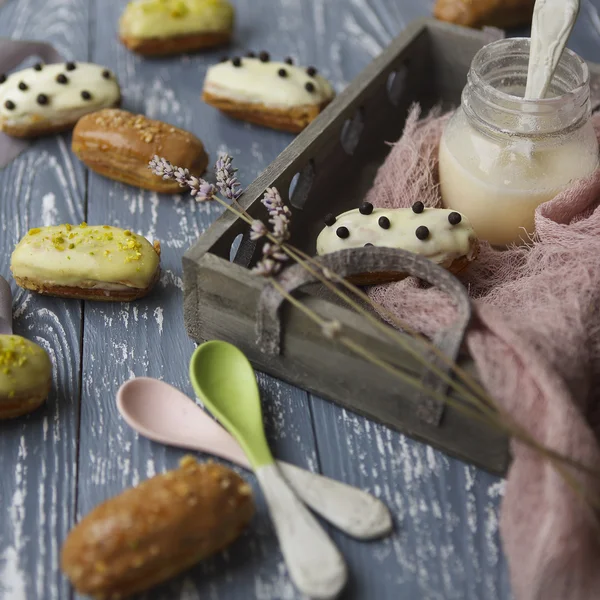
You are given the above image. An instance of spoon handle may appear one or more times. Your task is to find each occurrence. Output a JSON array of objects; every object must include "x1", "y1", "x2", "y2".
[
  {"x1": 256, "y1": 463, "x2": 347, "y2": 600},
  {"x1": 276, "y1": 460, "x2": 392, "y2": 540},
  {"x1": 0, "y1": 275, "x2": 13, "y2": 335}
]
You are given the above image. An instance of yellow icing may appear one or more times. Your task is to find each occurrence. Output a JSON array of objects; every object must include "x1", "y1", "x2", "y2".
[
  {"x1": 11, "y1": 224, "x2": 159, "y2": 290},
  {"x1": 120, "y1": 0, "x2": 234, "y2": 39},
  {"x1": 0, "y1": 335, "x2": 51, "y2": 400}
]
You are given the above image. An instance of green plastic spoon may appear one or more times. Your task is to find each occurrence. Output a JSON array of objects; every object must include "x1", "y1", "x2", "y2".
[{"x1": 190, "y1": 341, "x2": 347, "y2": 600}]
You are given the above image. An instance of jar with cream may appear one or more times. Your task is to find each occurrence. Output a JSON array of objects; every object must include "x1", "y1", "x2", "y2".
[{"x1": 439, "y1": 38, "x2": 599, "y2": 246}]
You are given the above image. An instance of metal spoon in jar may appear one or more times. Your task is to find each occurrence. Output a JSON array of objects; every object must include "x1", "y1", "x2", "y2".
[{"x1": 525, "y1": 0, "x2": 581, "y2": 100}]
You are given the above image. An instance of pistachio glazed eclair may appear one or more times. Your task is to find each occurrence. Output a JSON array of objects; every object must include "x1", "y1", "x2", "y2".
[{"x1": 11, "y1": 224, "x2": 161, "y2": 301}]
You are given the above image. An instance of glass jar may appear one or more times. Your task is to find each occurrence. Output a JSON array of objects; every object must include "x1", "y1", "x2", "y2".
[{"x1": 439, "y1": 38, "x2": 599, "y2": 247}]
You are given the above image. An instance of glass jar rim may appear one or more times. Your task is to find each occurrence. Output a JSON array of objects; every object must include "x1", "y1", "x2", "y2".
[{"x1": 469, "y1": 37, "x2": 590, "y2": 113}]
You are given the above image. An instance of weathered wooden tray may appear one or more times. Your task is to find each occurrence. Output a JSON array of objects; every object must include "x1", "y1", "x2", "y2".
[{"x1": 183, "y1": 18, "x2": 600, "y2": 475}]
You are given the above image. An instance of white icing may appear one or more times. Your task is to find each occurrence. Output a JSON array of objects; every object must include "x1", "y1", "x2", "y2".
[
  {"x1": 316, "y1": 206, "x2": 477, "y2": 265},
  {"x1": 204, "y1": 58, "x2": 334, "y2": 109},
  {"x1": 0, "y1": 63, "x2": 120, "y2": 126}
]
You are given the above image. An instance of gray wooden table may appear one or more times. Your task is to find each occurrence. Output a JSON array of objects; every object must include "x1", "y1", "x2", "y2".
[{"x1": 1, "y1": 1, "x2": 600, "y2": 599}]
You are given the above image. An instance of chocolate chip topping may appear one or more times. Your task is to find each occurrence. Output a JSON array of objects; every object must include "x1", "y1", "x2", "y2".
[
  {"x1": 378, "y1": 216, "x2": 391, "y2": 229},
  {"x1": 4, "y1": 100, "x2": 15, "y2": 110},
  {"x1": 56, "y1": 73, "x2": 68, "y2": 84},
  {"x1": 305, "y1": 82, "x2": 315, "y2": 93},
  {"x1": 33, "y1": 63, "x2": 43, "y2": 71},
  {"x1": 324, "y1": 213, "x2": 336, "y2": 227},
  {"x1": 359, "y1": 202, "x2": 373, "y2": 215},
  {"x1": 448, "y1": 212, "x2": 462, "y2": 225},
  {"x1": 259, "y1": 51, "x2": 270, "y2": 62},
  {"x1": 246, "y1": 51, "x2": 256, "y2": 58},
  {"x1": 307, "y1": 66, "x2": 317, "y2": 77},
  {"x1": 18, "y1": 82, "x2": 28, "y2": 91},
  {"x1": 364, "y1": 243, "x2": 374, "y2": 247},
  {"x1": 102, "y1": 70, "x2": 111, "y2": 79},
  {"x1": 284, "y1": 57, "x2": 294, "y2": 65},
  {"x1": 0, "y1": 74, "x2": 6, "y2": 84},
  {"x1": 336, "y1": 226, "x2": 350, "y2": 239},
  {"x1": 412, "y1": 201, "x2": 424, "y2": 214},
  {"x1": 36, "y1": 93, "x2": 49, "y2": 105},
  {"x1": 65, "y1": 62, "x2": 76, "y2": 71},
  {"x1": 278, "y1": 68, "x2": 287, "y2": 78},
  {"x1": 81, "y1": 90, "x2": 92, "y2": 100},
  {"x1": 416, "y1": 225, "x2": 429, "y2": 240},
  {"x1": 232, "y1": 57, "x2": 242, "y2": 67}
]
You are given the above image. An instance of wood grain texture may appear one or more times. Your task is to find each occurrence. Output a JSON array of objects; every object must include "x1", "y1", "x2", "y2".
[
  {"x1": 1, "y1": 0, "x2": 600, "y2": 598},
  {"x1": 0, "y1": 1, "x2": 88, "y2": 599}
]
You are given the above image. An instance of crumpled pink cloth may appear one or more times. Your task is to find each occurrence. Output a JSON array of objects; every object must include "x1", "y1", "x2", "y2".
[{"x1": 366, "y1": 106, "x2": 600, "y2": 600}]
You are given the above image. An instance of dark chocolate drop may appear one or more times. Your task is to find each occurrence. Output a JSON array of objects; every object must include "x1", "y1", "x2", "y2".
[
  {"x1": 232, "y1": 57, "x2": 242, "y2": 67},
  {"x1": 18, "y1": 81, "x2": 28, "y2": 91},
  {"x1": 412, "y1": 201, "x2": 424, "y2": 214},
  {"x1": 284, "y1": 57, "x2": 294, "y2": 65},
  {"x1": 56, "y1": 73, "x2": 68, "y2": 84},
  {"x1": 415, "y1": 225, "x2": 429, "y2": 240},
  {"x1": 307, "y1": 66, "x2": 317, "y2": 77},
  {"x1": 378, "y1": 216, "x2": 391, "y2": 230},
  {"x1": 305, "y1": 82, "x2": 315, "y2": 93},
  {"x1": 65, "y1": 62, "x2": 76, "y2": 71},
  {"x1": 81, "y1": 90, "x2": 92, "y2": 100},
  {"x1": 259, "y1": 51, "x2": 270, "y2": 62},
  {"x1": 359, "y1": 202, "x2": 373, "y2": 215},
  {"x1": 324, "y1": 213, "x2": 336, "y2": 227},
  {"x1": 448, "y1": 212, "x2": 462, "y2": 225},
  {"x1": 36, "y1": 93, "x2": 49, "y2": 105},
  {"x1": 33, "y1": 63, "x2": 43, "y2": 71},
  {"x1": 336, "y1": 226, "x2": 350, "y2": 239},
  {"x1": 278, "y1": 68, "x2": 288, "y2": 78},
  {"x1": 4, "y1": 100, "x2": 15, "y2": 110}
]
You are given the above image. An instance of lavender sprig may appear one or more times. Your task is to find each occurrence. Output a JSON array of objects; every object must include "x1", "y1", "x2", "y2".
[
  {"x1": 148, "y1": 156, "x2": 216, "y2": 202},
  {"x1": 251, "y1": 187, "x2": 292, "y2": 276},
  {"x1": 215, "y1": 154, "x2": 243, "y2": 201}
]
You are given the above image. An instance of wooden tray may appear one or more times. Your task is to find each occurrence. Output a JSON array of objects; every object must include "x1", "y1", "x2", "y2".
[{"x1": 182, "y1": 18, "x2": 600, "y2": 475}]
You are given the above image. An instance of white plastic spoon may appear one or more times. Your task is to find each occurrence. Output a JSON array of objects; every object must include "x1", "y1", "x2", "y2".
[
  {"x1": 525, "y1": 0, "x2": 580, "y2": 99},
  {"x1": 116, "y1": 377, "x2": 392, "y2": 541}
]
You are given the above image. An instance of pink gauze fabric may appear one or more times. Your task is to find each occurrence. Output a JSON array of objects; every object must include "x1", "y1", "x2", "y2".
[{"x1": 366, "y1": 105, "x2": 600, "y2": 600}]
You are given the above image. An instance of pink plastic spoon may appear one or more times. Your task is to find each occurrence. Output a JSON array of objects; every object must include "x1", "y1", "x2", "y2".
[{"x1": 117, "y1": 377, "x2": 393, "y2": 541}]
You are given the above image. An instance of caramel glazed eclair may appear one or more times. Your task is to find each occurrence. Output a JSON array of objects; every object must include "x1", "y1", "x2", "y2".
[
  {"x1": 119, "y1": 0, "x2": 235, "y2": 56},
  {"x1": 11, "y1": 224, "x2": 161, "y2": 301},
  {"x1": 0, "y1": 62, "x2": 120, "y2": 138},
  {"x1": 203, "y1": 53, "x2": 335, "y2": 133},
  {"x1": 316, "y1": 201, "x2": 479, "y2": 284},
  {"x1": 72, "y1": 109, "x2": 208, "y2": 193}
]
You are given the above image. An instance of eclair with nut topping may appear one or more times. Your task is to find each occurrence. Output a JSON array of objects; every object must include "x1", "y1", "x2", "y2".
[
  {"x1": 61, "y1": 457, "x2": 254, "y2": 599},
  {"x1": 72, "y1": 109, "x2": 208, "y2": 192},
  {"x1": 119, "y1": 0, "x2": 234, "y2": 56},
  {"x1": 10, "y1": 224, "x2": 161, "y2": 301}
]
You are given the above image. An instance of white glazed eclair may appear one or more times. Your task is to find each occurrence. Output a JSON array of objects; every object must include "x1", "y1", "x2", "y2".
[
  {"x1": 202, "y1": 54, "x2": 335, "y2": 133},
  {"x1": 316, "y1": 201, "x2": 479, "y2": 284},
  {"x1": 0, "y1": 62, "x2": 121, "y2": 138},
  {"x1": 11, "y1": 224, "x2": 160, "y2": 301},
  {"x1": 119, "y1": 0, "x2": 235, "y2": 56}
]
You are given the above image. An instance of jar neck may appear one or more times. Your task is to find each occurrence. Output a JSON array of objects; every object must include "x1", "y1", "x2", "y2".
[{"x1": 462, "y1": 38, "x2": 591, "y2": 138}]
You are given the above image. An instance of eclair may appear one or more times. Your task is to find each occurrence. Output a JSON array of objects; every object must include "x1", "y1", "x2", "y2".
[
  {"x1": 119, "y1": 0, "x2": 235, "y2": 56},
  {"x1": 11, "y1": 224, "x2": 161, "y2": 301},
  {"x1": 433, "y1": 0, "x2": 535, "y2": 29},
  {"x1": 61, "y1": 457, "x2": 254, "y2": 599},
  {"x1": 0, "y1": 335, "x2": 52, "y2": 419},
  {"x1": 72, "y1": 109, "x2": 208, "y2": 193},
  {"x1": 316, "y1": 202, "x2": 479, "y2": 284},
  {"x1": 202, "y1": 55, "x2": 335, "y2": 133},
  {"x1": 0, "y1": 62, "x2": 121, "y2": 138}
]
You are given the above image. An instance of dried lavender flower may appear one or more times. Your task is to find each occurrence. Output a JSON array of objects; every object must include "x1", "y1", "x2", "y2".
[
  {"x1": 148, "y1": 156, "x2": 215, "y2": 201},
  {"x1": 250, "y1": 220, "x2": 268, "y2": 241},
  {"x1": 215, "y1": 154, "x2": 243, "y2": 201}
]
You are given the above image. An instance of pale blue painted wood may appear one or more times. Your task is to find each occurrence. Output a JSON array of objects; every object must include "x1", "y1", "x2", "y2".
[{"x1": 1, "y1": 0, "x2": 600, "y2": 598}]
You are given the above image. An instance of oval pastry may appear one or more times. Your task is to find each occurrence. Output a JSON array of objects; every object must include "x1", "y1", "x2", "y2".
[
  {"x1": 61, "y1": 457, "x2": 254, "y2": 599},
  {"x1": 316, "y1": 204, "x2": 479, "y2": 284},
  {"x1": 0, "y1": 62, "x2": 121, "y2": 138},
  {"x1": 119, "y1": 0, "x2": 235, "y2": 56},
  {"x1": 202, "y1": 57, "x2": 335, "y2": 133},
  {"x1": 10, "y1": 224, "x2": 161, "y2": 301},
  {"x1": 0, "y1": 334, "x2": 52, "y2": 419},
  {"x1": 72, "y1": 109, "x2": 208, "y2": 193}
]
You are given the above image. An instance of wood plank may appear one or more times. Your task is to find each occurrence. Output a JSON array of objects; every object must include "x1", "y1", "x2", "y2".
[
  {"x1": 74, "y1": 1, "x2": 320, "y2": 598},
  {"x1": 0, "y1": 1, "x2": 89, "y2": 599}
]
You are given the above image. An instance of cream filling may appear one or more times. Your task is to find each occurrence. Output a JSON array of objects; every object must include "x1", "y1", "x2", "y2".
[
  {"x1": 120, "y1": 0, "x2": 234, "y2": 39},
  {"x1": 204, "y1": 58, "x2": 335, "y2": 109},
  {"x1": 316, "y1": 207, "x2": 476, "y2": 264}
]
